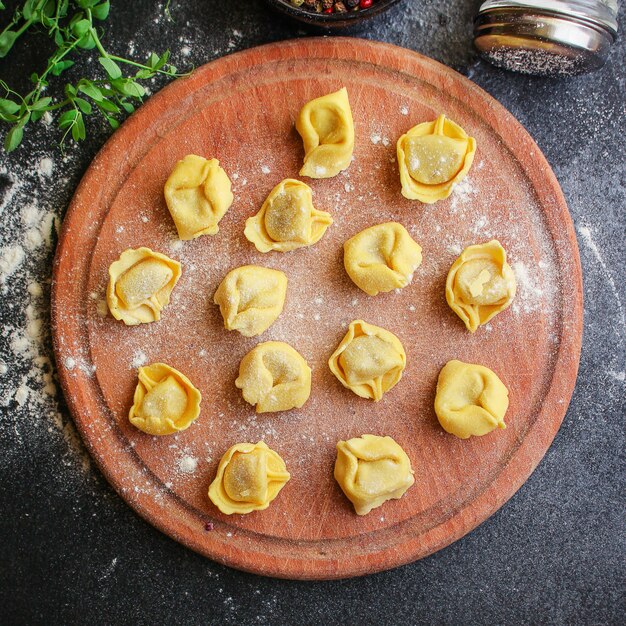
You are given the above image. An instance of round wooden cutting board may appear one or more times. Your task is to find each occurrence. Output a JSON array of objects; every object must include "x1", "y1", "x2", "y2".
[{"x1": 51, "y1": 38, "x2": 582, "y2": 579}]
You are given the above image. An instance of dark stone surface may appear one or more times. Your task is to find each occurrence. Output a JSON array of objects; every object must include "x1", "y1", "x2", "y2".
[{"x1": 0, "y1": 1, "x2": 624, "y2": 624}]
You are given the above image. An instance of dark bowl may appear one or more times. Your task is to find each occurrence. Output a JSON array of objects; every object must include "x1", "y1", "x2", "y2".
[{"x1": 264, "y1": 0, "x2": 403, "y2": 30}]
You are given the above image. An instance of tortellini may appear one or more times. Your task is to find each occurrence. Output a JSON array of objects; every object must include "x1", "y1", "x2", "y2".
[
  {"x1": 328, "y1": 320, "x2": 406, "y2": 401},
  {"x1": 334, "y1": 434, "x2": 414, "y2": 515},
  {"x1": 236, "y1": 341, "x2": 311, "y2": 413},
  {"x1": 107, "y1": 247, "x2": 181, "y2": 325},
  {"x1": 344, "y1": 222, "x2": 422, "y2": 296},
  {"x1": 129, "y1": 362, "x2": 202, "y2": 435},
  {"x1": 435, "y1": 360, "x2": 509, "y2": 439},
  {"x1": 397, "y1": 114, "x2": 476, "y2": 203},
  {"x1": 213, "y1": 265, "x2": 287, "y2": 337},
  {"x1": 208, "y1": 441, "x2": 290, "y2": 515},
  {"x1": 244, "y1": 179, "x2": 333, "y2": 252},
  {"x1": 164, "y1": 154, "x2": 234, "y2": 240},
  {"x1": 296, "y1": 87, "x2": 355, "y2": 179},
  {"x1": 446, "y1": 240, "x2": 517, "y2": 332}
]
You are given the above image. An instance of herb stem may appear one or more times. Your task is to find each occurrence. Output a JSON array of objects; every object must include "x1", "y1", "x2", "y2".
[{"x1": 1, "y1": 0, "x2": 186, "y2": 152}]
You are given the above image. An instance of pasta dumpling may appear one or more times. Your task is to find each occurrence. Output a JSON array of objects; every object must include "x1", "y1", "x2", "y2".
[
  {"x1": 244, "y1": 179, "x2": 332, "y2": 252},
  {"x1": 328, "y1": 320, "x2": 406, "y2": 401},
  {"x1": 334, "y1": 434, "x2": 414, "y2": 515},
  {"x1": 107, "y1": 247, "x2": 181, "y2": 325},
  {"x1": 129, "y1": 362, "x2": 202, "y2": 435},
  {"x1": 446, "y1": 240, "x2": 516, "y2": 332},
  {"x1": 435, "y1": 360, "x2": 509, "y2": 439},
  {"x1": 344, "y1": 222, "x2": 422, "y2": 296},
  {"x1": 208, "y1": 441, "x2": 290, "y2": 515},
  {"x1": 213, "y1": 265, "x2": 287, "y2": 337},
  {"x1": 164, "y1": 154, "x2": 233, "y2": 240},
  {"x1": 397, "y1": 114, "x2": 476, "y2": 203},
  {"x1": 236, "y1": 341, "x2": 311, "y2": 413},
  {"x1": 296, "y1": 87, "x2": 354, "y2": 179}
]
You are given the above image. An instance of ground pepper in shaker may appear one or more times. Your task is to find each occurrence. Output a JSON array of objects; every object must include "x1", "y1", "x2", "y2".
[{"x1": 473, "y1": 0, "x2": 619, "y2": 76}]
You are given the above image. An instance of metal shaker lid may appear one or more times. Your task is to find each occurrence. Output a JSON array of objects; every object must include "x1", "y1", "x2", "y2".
[{"x1": 474, "y1": 0, "x2": 619, "y2": 76}]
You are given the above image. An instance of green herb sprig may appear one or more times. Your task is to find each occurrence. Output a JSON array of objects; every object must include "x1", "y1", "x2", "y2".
[{"x1": 0, "y1": 0, "x2": 187, "y2": 152}]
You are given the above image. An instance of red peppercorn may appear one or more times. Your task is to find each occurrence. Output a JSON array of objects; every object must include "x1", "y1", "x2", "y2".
[
  {"x1": 360, "y1": 0, "x2": 373, "y2": 8},
  {"x1": 324, "y1": 7, "x2": 333, "y2": 12}
]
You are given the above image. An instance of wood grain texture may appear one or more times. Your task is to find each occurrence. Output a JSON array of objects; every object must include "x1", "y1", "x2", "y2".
[{"x1": 51, "y1": 38, "x2": 583, "y2": 580}]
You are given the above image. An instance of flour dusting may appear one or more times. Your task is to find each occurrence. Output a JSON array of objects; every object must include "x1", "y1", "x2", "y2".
[{"x1": 0, "y1": 148, "x2": 92, "y2": 479}]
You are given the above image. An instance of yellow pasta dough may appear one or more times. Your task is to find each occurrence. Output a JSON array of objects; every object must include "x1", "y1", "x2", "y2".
[
  {"x1": 244, "y1": 178, "x2": 332, "y2": 252},
  {"x1": 435, "y1": 360, "x2": 509, "y2": 439},
  {"x1": 213, "y1": 265, "x2": 287, "y2": 337},
  {"x1": 164, "y1": 154, "x2": 234, "y2": 240},
  {"x1": 344, "y1": 222, "x2": 422, "y2": 296},
  {"x1": 328, "y1": 320, "x2": 406, "y2": 401},
  {"x1": 446, "y1": 240, "x2": 516, "y2": 332},
  {"x1": 334, "y1": 434, "x2": 414, "y2": 515},
  {"x1": 208, "y1": 441, "x2": 290, "y2": 515},
  {"x1": 106, "y1": 247, "x2": 181, "y2": 325},
  {"x1": 236, "y1": 341, "x2": 311, "y2": 413},
  {"x1": 397, "y1": 114, "x2": 476, "y2": 203},
  {"x1": 129, "y1": 362, "x2": 202, "y2": 435},
  {"x1": 296, "y1": 87, "x2": 355, "y2": 179}
]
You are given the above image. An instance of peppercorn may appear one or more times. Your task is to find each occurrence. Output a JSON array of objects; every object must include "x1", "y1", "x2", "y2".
[{"x1": 290, "y1": 0, "x2": 378, "y2": 12}]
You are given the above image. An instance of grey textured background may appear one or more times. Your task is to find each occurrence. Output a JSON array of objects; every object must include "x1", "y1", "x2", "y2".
[{"x1": 0, "y1": 1, "x2": 624, "y2": 624}]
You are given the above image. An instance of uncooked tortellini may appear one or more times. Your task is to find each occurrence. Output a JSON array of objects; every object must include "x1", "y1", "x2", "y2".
[
  {"x1": 244, "y1": 179, "x2": 332, "y2": 252},
  {"x1": 236, "y1": 341, "x2": 311, "y2": 413},
  {"x1": 107, "y1": 247, "x2": 181, "y2": 326},
  {"x1": 164, "y1": 154, "x2": 233, "y2": 240},
  {"x1": 213, "y1": 265, "x2": 287, "y2": 337},
  {"x1": 296, "y1": 87, "x2": 354, "y2": 179},
  {"x1": 397, "y1": 114, "x2": 476, "y2": 203},
  {"x1": 208, "y1": 441, "x2": 290, "y2": 515},
  {"x1": 344, "y1": 222, "x2": 422, "y2": 296},
  {"x1": 446, "y1": 240, "x2": 516, "y2": 332},
  {"x1": 328, "y1": 320, "x2": 406, "y2": 401},
  {"x1": 129, "y1": 362, "x2": 202, "y2": 435},
  {"x1": 435, "y1": 360, "x2": 509, "y2": 439},
  {"x1": 334, "y1": 434, "x2": 414, "y2": 515}
]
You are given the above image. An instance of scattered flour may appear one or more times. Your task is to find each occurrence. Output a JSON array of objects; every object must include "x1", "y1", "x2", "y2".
[
  {"x1": 178, "y1": 455, "x2": 198, "y2": 474},
  {"x1": 38, "y1": 157, "x2": 53, "y2": 177},
  {"x1": 96, "y1": 299, "x2": 108, "y2": 318},
  {"x1": 512, "y1": 261, "x2": 545, "y2": 315},
  {"x1": 370, "y1": 132, "x2": 391, "y2": 147},
  {"x1": 450, "y1": 177, "x2": 478, "y2": 214},
  {"x1": 169, "y1": 238, "x2": 184, "y2": 252},
  {"x1": 577, "y1": 225, "x2": 625, "y2": 330},
  {"x1": 0, "y1": 245, "x2": 26, "y2": 287},
  {"x1": 14, "y1": 383, "x2": 30, "y2": 406},
  {"x1": 131, "y1": 350, "x2": 147, "y2": 369},
  {"x1": 0, "y1": 149, "x2": 92, "y2": 480}
]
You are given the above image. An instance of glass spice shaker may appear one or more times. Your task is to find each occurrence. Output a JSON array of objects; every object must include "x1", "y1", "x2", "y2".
[{"x1": 473, "y1": 0, "x2": 619, "y2": 76}]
